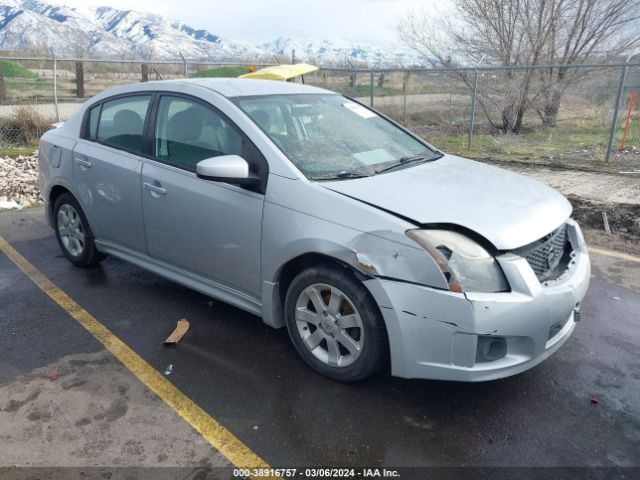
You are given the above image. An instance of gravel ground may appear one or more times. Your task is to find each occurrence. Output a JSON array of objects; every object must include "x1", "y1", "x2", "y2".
[
  {"x1": 495, "y1": 163, "x2": 640, "y2": 205},
  {"x1": 0, "y1": 153, "x2": 40, "y2": 210}
]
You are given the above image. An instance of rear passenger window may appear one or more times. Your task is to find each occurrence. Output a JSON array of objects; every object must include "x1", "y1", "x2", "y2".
[
  {"x1": 87, "y1": 104, "x2": 101, "y2": 140},
  {"x1": 96, "y1": 95, "x2": 151, "y2": 154}
]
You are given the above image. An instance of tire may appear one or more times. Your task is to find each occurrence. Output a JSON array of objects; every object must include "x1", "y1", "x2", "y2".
[
  {"x1": 53, "y1": 193, "x2": 105, "y2": 268},
  {"x1": 284, "y1": 264, "x2": 388, "y2": 382}
]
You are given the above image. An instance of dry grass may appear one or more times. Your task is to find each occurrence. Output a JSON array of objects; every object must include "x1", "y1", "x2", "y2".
[
  {"x1": 0, "y1": 106, "x2": 53, "y2": 145},
  {"x1": 486, "y1": 133, "x2": 517, "y2": 154}
]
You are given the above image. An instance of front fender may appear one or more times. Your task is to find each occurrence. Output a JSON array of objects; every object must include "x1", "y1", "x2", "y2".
[{"x1": 259, "y1": 202, "x2": 449, "y2": 327}]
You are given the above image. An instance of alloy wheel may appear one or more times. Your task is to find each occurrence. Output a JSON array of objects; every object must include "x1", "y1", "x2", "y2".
[
  {"x1": 57, "y1": 204, "x2": 85, "y2": 257},
  {"x1": 294, "y1": 283, "x2": 364, "y2": 367}
]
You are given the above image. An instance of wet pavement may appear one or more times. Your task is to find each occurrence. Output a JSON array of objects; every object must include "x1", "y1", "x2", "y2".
[{"x1": 0, "y1": 207, "x2": 639, "y2": 472}]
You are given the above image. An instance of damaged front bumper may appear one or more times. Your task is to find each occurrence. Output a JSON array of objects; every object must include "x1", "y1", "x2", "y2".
[{"x1": 364, "y1": 220, "x2": 590, "y2": 381}]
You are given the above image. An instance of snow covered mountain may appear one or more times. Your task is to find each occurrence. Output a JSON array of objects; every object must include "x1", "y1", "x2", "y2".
[
  {"x1": 262, "y1": 37, "x2": 420, "y2": 67},
  {"x1": 0, "y1": 0, "x2": 263, "y2": 60},
  {"x1": 0, "y1": 0, "x2": 422, "y2": 66}
]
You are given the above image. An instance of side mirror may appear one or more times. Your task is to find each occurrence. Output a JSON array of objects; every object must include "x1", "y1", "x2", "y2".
[{"x1": 196, "y1": 155, "x2": 259, "y2": 186}]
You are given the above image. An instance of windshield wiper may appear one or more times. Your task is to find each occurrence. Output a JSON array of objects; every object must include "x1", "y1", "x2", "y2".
[
  {"x1": 310, "y1": 170, "x2": 370, "y2": 181},
  {"x1": 374, "y1": 152, "x2": 440, "y2": 174}
]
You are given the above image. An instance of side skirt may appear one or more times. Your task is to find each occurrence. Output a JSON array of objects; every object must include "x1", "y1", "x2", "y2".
[{"x1": 95, "y1": 240, "x2": 263, "y2": 317}]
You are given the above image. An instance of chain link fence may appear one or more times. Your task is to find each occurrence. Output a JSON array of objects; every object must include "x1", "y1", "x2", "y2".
[
  {"x1": 306, "y1": 63, "x2": 640, "y2": 168},
  {"x1": 0, "y1": 55, "x2": 639, "y2": 168}
]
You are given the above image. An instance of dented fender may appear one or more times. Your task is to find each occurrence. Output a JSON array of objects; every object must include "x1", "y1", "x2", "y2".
[
  {"x1": 260, "y1": 176, "x2": 452, "y2": 327},
  {"x1": 348, "y1": 230, "x2": 448, "y2": 289}
]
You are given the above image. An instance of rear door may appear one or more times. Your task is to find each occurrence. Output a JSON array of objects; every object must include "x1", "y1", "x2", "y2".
[
  {"x1": 72, "y1": 94, "x2": 152, "y2": 253},
  {"x1": 140, "y1": 94, "x2": 266, "y2": 298}
]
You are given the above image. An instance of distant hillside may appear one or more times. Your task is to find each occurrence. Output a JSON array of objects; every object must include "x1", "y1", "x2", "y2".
[{"x1": 0, "y1": 0, "x2": 424, "y2": 66}]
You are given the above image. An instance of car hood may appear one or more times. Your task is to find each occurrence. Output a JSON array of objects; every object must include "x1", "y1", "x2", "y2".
[{"x1": 321, "y1": 154, "x2": 572, "y2": 250}]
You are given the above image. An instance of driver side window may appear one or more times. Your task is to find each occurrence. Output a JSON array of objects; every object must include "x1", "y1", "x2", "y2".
[{"x1": 154, "y1": 96, "x2": 243, "y2": 171}]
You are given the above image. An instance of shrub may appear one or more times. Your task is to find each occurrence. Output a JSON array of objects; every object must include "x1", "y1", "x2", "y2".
[
  {"x1": 487, "y1": 133, "x2": 517, "y2": 154},
  {"x1": 0, "y1": 106, "x2": 53, "y2": 146}
]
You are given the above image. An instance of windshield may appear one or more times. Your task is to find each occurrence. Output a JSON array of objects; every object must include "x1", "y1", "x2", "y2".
[{"x1": 234, "y1": 94, "x2": 439, "y2": 179}]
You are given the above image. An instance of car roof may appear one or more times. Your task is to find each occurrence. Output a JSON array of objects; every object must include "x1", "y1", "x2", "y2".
[{"x1": 140, "y1": 78, "x2": 333, "y2": 98}]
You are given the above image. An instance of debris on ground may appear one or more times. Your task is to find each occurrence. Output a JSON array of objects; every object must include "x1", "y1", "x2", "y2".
[
  {"x1": 0, "y1": 153, "x2": 40, "y2": 209},
  {"x1": 164, "y1": 319, "x2": 190, "y2": 345},
  {"x1": 164, "y1": 364, "x2": 173, "y2": 376},
  {"x1": 0, "y1": 197, "x2": 23, "y2": 210},
  {"x1": 50, "y1": 372, "x2": 58, "y2": 382},
  {"x1": 591, "y1": 395, "x2": 599, "y2": 404},
  {"x1": 602, "y1": 212, "x2": 611, "y2": 235}
]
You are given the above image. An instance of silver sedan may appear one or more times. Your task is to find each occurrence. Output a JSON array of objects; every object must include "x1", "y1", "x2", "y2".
[{"x1": 38, "y1": 78, "x2": 590, "y2": 382}]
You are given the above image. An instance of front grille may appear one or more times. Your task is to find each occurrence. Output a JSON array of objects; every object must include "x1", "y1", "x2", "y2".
[{"x1": 515, "y1": 224, "x2": 569, "y2": 282}]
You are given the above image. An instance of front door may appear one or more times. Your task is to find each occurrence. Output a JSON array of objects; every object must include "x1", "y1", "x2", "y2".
[{"x1": 141, "y1": 94, "x2": 265, "y2": 298}]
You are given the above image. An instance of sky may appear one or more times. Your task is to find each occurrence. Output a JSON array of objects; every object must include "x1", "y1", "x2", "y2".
[{"x1": 60, "y1": 0, "x2": 449, "y2": 48}]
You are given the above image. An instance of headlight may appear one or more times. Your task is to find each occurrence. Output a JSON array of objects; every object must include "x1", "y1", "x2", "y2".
[{"x1": 406, "y1": 229, "x2": 509, "y2": 293}]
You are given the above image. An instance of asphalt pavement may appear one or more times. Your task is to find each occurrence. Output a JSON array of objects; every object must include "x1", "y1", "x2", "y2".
[{"x1": 0, "y1": 207, "x2": 638, "y2": 478}]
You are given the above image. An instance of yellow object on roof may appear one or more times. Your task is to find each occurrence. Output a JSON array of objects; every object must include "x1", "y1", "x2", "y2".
[{"x1": 239, "y1": 63, "x2": 319, "y2": 80}]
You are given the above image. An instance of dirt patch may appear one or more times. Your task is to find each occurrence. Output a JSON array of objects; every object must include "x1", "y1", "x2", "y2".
[
  {"x1": 0, "y1": 351, "x2": 226, "y2": 467},
  {"x1": 568, "y1": 195, "x2": 640, "y2": 256},
  {"x1": 569, "y1": 195, "x2": 640, "y2": 233},
  {"x1": 481, "y1": 160, "x2": 640, "y2": 255},
  {"x1": 470, "y1": 146, "x2": 640, "y2": 175}
]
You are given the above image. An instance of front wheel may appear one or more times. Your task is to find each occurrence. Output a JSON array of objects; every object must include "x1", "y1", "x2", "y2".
[
  {"x1": 284, "y1": 265, "x2": 388, "y2": 382},
  {"x1": 53, "y1": 193, "x2": 105, "y2": 268}
]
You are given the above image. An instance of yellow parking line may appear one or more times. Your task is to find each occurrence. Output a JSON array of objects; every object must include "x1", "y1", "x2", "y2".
[
  {"x1": 0, "y1": 235, "x2": 271, "y2": 472},
  {"x1": 588, "y1": 246, "x2": 640, "y2": 264}
]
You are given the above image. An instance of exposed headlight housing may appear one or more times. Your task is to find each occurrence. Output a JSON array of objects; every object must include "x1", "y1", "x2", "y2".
[{"x1": 406, "y1": 229, "x2": 509, "y2": 293}]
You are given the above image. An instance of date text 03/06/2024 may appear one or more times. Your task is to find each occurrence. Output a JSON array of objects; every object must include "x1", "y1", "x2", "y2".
[{"x1": 232, "y1": 468, "x2": 401, "y2": 478}]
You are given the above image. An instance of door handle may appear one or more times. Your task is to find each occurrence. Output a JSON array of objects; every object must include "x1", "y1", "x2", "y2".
[
  {"x1": 74, "y1": 155, "x2": 92, "y2": 169},
  {"x1": 143, "y1": 182, "x2": 166, "y2": 195}
]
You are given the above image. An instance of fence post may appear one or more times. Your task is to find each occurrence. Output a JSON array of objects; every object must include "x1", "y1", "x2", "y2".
[
  {"x1": 0, "y1": 71, "x2": 6, "y2": 104},
  {"x1": 448, "y1": 73, "x2": 453, "y2": 125},
  {"x1": 605, "y1": 62, "x2": 628, "y2": 163},
  {"x1": 141, "y1": 63, "x2": 149, "y2": 82},
  {"x1": 370, "y1": 70, "x2": 374, "y2": 108},
  {"x1": 52, "y1": 51, "x2": 59, "y2": 123},
  {"x1": 467, "y1": 67, "x2": 479, "y2": 150},
  {"x1": 402, "y1": 70, "x2": 409, "y2": 123},
  {"x1": 75, "y1": 61, "x2": 84, "y2": 98},
  {"x1": 179, "y1": 51, "x2": 188, "y2": 78},
  {"x1": 349, "y1": 68, "x2": 357, "y2": 91}
]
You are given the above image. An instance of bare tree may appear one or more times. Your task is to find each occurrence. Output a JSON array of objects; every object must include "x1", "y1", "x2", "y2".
[
  {"x1": 397, "y1": 0, "x2": 640, "y2": 132},
  {"x1": 535, "y1": 0, "x2": 640, "y2": 126}
]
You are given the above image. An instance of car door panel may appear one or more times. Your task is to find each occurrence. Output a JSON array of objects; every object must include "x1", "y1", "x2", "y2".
[
  {"x1": 72, "y1": 139, "x2": 147, "y2": 253},
  {"x1": 141, "y1": 160, "x2": 263, "y2": 298}
]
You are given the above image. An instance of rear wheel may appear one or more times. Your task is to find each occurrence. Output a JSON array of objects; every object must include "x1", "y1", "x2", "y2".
[
  {"x1": 53, "y1": 193, "x2": 105, "y2": 268},
  {"x1": 284, "y1": 265, "x2": 388, "y2": 381}
]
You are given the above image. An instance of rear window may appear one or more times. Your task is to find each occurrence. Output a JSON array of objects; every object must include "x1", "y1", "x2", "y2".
[
  {"x1": 93, "y1": 95, "x2": 151, "y2": 154},
  {"x1": 87, "y1": 104, "x2": 101, "y2": 140}
]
